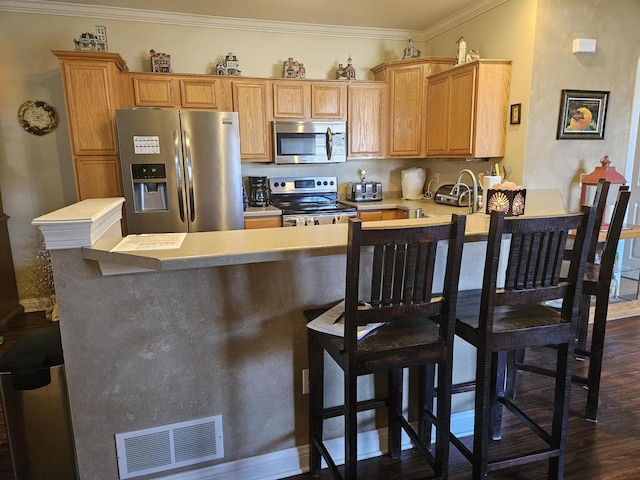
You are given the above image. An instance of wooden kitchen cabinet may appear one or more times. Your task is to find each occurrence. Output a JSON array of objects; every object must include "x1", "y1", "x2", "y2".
[
  {"x1": 347, "y1": 82, "x2": 386, "y2": 158},
  {"x1": 425, "y1": 60, "x2": 512, "y2": 158},
  {"x1": 244, "y1": 216, "x2": 282, "y2": 229},
  {"x1": 358, "y1": 209, "x2": 402, "y2": 221},
  {"x1": 372, "y1": 57, "x2": 455, "y2": 157},
  {"x1": 232, "y1": 80, "x2": 272, "y2": 162},
  {"x1": 53, "y1": 50, "x2": 128, "y2": 200},
  {"x1": 272, "y1": 81, "x2": 308, "y2": 118},
  {"x1": 131, "y1": 74, "x2": 233, "y2": 110},
  {"x1": 272, "y1": 80, "x2": 346, "y2": 120},
  {"x1": 179, "y1": 78, "x2": 232, "y2": 110},
  {"x1": 132, "y1": 74, "x2": 175, "y2": 106},
  {"x1": 311, "y1": 83, "x2": 346, "y2": 119},
  {"x1": 75, "y1": 156, "x2": 123, "y2": 199}
]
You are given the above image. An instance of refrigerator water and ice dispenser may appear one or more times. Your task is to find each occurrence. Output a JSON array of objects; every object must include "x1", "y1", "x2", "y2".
[{"x1": 131, "y1": 163, "x2": 168, "y2": 212}]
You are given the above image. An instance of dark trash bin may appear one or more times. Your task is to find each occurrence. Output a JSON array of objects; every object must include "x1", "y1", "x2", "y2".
[{"x1": 0, "y1": 325, "x2": 78, "y2": 479}]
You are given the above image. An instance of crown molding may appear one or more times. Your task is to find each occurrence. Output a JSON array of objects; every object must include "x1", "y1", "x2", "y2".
[
  {"x1": 422, "y1": 0, "x2": 509, "y2": 40},
  {"x1": 0, "y1": 0, "x2": 418, "y2": 40},
  {"x1": 0, "y1": 0, "x2": 508, "y2": 41}
]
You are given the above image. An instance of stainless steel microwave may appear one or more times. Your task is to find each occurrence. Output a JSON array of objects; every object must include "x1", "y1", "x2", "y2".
[{"x1": 272, "y1": 121, "x2": 347, "y2": 164}]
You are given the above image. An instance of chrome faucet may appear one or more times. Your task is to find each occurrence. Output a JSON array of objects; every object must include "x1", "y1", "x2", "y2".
[{"x1": 453, "y1": 169, "x2": 480, "y2": 214}]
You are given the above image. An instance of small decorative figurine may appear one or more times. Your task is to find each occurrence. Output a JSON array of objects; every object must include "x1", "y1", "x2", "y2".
[
  {"x1": 336, "y1": 55, "x2": 356, "y2": 80},
  {"x1": 74, "y1": 25, "x2": 108, "y2": 51},
  {"x1": 456, "y1": 36, "x2": 467, "y2": 65},
  {"x1": 283, "y1": 57, "x2": 305, "y2": 78},
  {"x1": 150, "y1": 49, "x2": 172, "y2": 73},
  {"x1": 466, "y1": 49, "x2": 480, "y2": 63},
  {"x1": 402, "y1": 36, "x2": 421, "y2": 59},
  {"x1": 215, "y1": 52, "x2": 241, "y2": 76}
]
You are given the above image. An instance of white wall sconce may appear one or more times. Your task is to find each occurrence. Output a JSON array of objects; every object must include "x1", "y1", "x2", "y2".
[{"x1": 572, "y1": 38, "x2": 597, "y2": 53}]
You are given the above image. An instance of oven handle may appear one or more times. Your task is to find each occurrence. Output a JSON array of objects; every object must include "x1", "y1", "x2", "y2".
[{"x1": 326, "y1": 127, "x2": 333, "y2": 160}]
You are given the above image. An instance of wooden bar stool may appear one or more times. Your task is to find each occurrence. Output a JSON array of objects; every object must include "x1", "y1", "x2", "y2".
[
  {"x1": 306, "y1": 216, "x2": 466, "y2": 479},
  {"x1": 515, "y1": 187, "x2": 630, "y2": 422},
  {"x1": 450, "y1": 206, "x2": 595, "y2": 479}
]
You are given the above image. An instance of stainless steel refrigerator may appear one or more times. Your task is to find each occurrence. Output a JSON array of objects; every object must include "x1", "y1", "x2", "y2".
[{"x1": 116, "y1": 109, "x2": 244, "y2": 234}]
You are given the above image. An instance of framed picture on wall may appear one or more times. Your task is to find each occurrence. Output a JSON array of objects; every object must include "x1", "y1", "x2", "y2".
[
  {"x1": 510, "y1": 103, "x2": 521, "y2": 125},
  {"x1": 556, "y1": 89, "x2": 609, "y2": 140}
]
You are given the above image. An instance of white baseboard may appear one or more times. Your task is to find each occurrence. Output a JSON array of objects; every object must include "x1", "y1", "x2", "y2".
[{"x1": 158, "y1": 410, "x2": 474, "y2": 480}]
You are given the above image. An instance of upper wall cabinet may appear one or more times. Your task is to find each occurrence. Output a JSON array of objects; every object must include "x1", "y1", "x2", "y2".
[
  {"x1": 425, "y1": 60, "x2": 512, "y2": 159},
  {"x1": 347, "y1": 82, "x2": 386, "y2": 159},
  {"x1": 311, "y1": 83, "x2": 346, "y2": 119},
  {"x1": 232, "y1": 80, "x2": 272, "y2": 162},
  {"x1": 130, "y1": 74, "x2": 233, "y2": 110},
  {"x1": 371, "y1": 57, "x2": 455, "y2": 158},
  {"x1": 54, "y1": 50, "x2": 127, "y2": 156},
  {"x1": 272, "y1": 80, "x2": 346, "y2": 120},
  {"x1": 53, "y1": 50, "x2": 128, "y2": 200}
]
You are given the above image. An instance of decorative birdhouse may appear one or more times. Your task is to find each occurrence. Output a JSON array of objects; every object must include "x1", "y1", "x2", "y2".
[
  {"x1": 150, "y1": 50, "x2": 172, "y2": 73},
  {"x1": 580, "y1": 155, "x2": 627, "y2": 229}
]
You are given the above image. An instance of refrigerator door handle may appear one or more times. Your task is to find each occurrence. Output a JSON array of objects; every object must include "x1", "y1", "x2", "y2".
[
  {"x1": 325, "y1": 127, "x2": 333, "y2": 160},
  {"x1": 174, "y1": 129, "x2": 186, "y2": 222},
  {"x1": 183, "y1": 130, "x2": 196, "y2": 222}
]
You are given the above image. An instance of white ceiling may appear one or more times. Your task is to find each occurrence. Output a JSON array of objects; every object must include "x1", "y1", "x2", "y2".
[{"x1": 43, "y1": 0, "x2": 507, "y2": 32}]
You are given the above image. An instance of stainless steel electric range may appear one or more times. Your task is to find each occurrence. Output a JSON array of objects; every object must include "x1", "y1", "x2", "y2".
[{"x1": 268, "y1": 176, "x2": 357, "y2": 227}]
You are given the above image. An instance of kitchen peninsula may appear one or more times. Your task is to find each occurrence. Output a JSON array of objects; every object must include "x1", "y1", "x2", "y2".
[{"x1": 33, "y1": 193, "x2": 562, "y2": 479}]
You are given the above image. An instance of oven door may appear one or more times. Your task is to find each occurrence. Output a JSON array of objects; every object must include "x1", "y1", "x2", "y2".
[{"x1": 273, "y1": 121, "x2": 346, "y2": 164}]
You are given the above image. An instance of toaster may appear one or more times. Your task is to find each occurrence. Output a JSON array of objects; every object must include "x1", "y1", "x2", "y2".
[{"x1": 349, "y1": 181, "x2": 383, "y2": 202}]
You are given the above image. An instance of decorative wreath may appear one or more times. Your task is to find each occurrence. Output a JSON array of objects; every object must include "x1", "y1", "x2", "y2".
[{"x1": 17, "y1": 100, "x2": 58, "y2": 136}]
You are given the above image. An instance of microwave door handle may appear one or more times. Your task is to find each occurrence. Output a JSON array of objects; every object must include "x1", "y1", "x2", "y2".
[
  {"x1": 326, "y1": 127, "x2": 333, "y2": 160},
  {"x1": 183, "y1": 129, "x2": 196, "y2": 222},
  {"x1": 174, "y1": 130, "x2": 186, "y2": 222}
]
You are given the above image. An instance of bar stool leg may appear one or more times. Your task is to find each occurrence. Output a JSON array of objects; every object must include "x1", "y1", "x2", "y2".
[
  {"x1": 308, "y1": 333, "x2": 324, "y2": 477},
  {"x1": 586, "y1": 294, "x2": 608, "y2": 421},
  {"x1": 420, "y1": 364, "x2": 436, "y2": 450},
  {"x1": 549, "y1": 342, "x2": 571, "y2": 480},
  {"x1": 344, "y1": 368, "x2": 358, "y2": 479},
  {"x1": 388, "y1": 368, "x2": 403, "y2": 460}
]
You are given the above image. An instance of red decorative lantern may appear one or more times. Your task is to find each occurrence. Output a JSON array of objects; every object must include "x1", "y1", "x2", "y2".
[{"x1": 580, "y1": 155, "x2": 627, "y2": 230}]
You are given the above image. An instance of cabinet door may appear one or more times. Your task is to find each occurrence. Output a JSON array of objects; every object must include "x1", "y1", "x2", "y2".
[
  {"x1": 424, "y1": 75, "x2": 450, "y2": 155},
  {"x1": 244, "y1": 216, "x2": 282, "y2": 229},
  {"x1": 347, "y1": 83, "x2": 386, "y2": 158},
  {"x1": 133, "y1": 75, "x2": 176, "y2": 107},
  {"x1": 75, "y1": 156, "x2": 123, "y2": 200},
  {"x1": 233, "y1": 80, "x2": 271, "y2": 162},
  {"x1": 272, "y1": 82, "x2": 308, "y2": 118},
  {"x1": 387, "y1": 65, "x2": 424, "y2": 157},
  {"x1": 447, "y1": 67, "x2": 476, "y2": 155},
  {"x1": 358, "y1": 209, "x2": 399, "y2": 221},
  {"x1": 61, "y1": 60, "x2": 120, "y2": 155},
  {"x1": 311, "y1": 83, "x2": 346, "y2": 119},
  {"x1": 179, "y1": 78, "x2": 232, "y2": 110}
]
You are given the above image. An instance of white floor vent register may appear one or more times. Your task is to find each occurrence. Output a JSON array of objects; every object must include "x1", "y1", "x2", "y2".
[{"x1": 115, "y1": 415, "x2": 223, "y2": 479}]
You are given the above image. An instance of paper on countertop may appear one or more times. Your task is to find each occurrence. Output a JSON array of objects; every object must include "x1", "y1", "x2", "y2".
[
  {"x1": 110, "y1": 233, "x2": 187, "y2": 252},
  {"x1": 306, "y1": 300, "x2": 384, "y2": 340}
]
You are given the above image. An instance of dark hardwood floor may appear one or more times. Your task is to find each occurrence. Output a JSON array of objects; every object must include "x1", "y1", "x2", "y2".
[
  {"x1": 286, "y1": 315, "x2": 640, "y2": 480},
  {"x1": 1, "y1": 313, "x2": 639, "y2": 479},
  {"x1": 0, "y1": 310, "x2": 51, "y2": 480}
]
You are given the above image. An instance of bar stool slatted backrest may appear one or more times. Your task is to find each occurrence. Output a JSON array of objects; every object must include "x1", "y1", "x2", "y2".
[
  {"x1": 515, "y1": 185, "x2": 630, "y2": 422},
  {"x1": 306, "y1": 215, "x2": 466, "y2": 479},
  {"x1": 451, "y1": 205, "x2": 595, "y2": 479}
]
